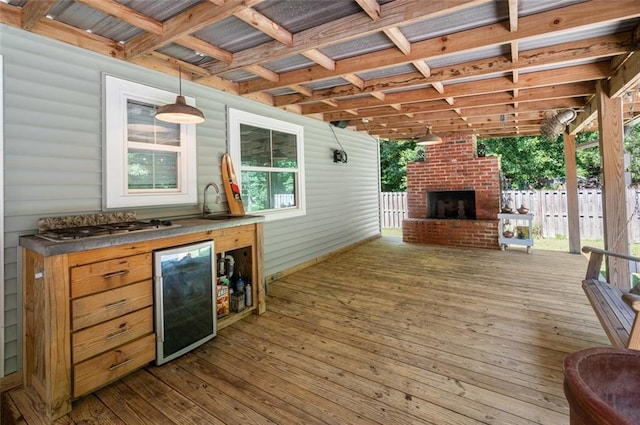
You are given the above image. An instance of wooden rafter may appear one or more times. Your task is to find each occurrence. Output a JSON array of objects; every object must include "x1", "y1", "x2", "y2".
[
  {"x1": 268, "y1": 32, "x2": 630, "y2": 106},
  {"x1": 21, "y1": 0, "x2": 55, "y2": 31},
  {"x1": 355, "y1": 0, "x2": 381, "y2": 21},
  {"x1": 2, "y1": 0, "x2": 638, "y2": 140},
  {"x1": 206, "y1": 0, "x2": 491, "y2": 74},
  {"x1": 234, "y1": 7, "x2": 293, "y2": 46},
  {"x1": 239, "y1": 2, "x2": 640, "y2": 94},
  {"x1": 73, "y1": 0, "x2": 163, "y2": 35},
  {"x1": 124, "y1": 0, "x2": 265, "y2": 60}
]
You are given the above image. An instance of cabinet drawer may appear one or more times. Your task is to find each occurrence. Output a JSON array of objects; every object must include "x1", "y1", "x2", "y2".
[
  {"x1": 73, "y1": 333, "x2": 156, "y2": 398},
  {"x1": 72, "y1": 307, "x2": 153, "y2": 364},
  {"x1": 72, "y1": 281, "x2": 153, "y2": 331},
  {"x1": 71, "y1": 253, "x2": 152, "y2": 299}
]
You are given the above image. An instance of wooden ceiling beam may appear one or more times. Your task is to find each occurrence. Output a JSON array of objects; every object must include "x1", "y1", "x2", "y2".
[
  {"x1": 28, "y1": 16, "x2": 124, "y2": 58},
  {"x1": 384, "y1": 27, "x2": 411, "y2": 55},
  {"x1": 608, "y1": 51, "x2": 640, "y2": 98},
  {"x1": 300, "y1": 63, "x2": 602, "y2": 114},
  {"x1": 301, "y1": 49, "x2": 336, "y2": 71},
  {"x1": 343, "y1": 74, "x2": 365, "y2": 90},
  {"x1": 259, "y1": 31, "x2": 631, "y2": 100},
  {"x1": 508, "y1": 0, "x2": 519, "y2": 32},
  {"x1": 245, "y1": 64, "x2": 280, "y2": 82},
  {"x1": 288, "y1": 84, "x2": 313, "y2": 97},
  {"x1": 74, "y1": 0, "x2": 163, "y2": 35},
  {"x1": 0, "y1": 3, "x2": 21, "y2": 27},
  {"x1": 175, "y1": 36, "x2": 233, "y2": 64},
  {"x1": 239, "y1": 1, "x2": 640, "y2": 94},
  {"x1": 234, "y1": 7, "x2": 293, "y2": 47},
  {"x1": 21, "y1": 0, "x2": 56, "y2": 31},
  {"x1": 124, "y1": 0, "x2": 265, "y2": 60},
  {"x1": 275, "y1": 33, "x2": 630, "y2": 108},
  {"x1": 207, "y1": 0, "x2": 492, "y2": 74},
  {"x1": 355, "y1": 0, "x2": 381, "y2": 21},
  {"x1": 323, "y1": 96, "x2": 584, "y2": 122}
]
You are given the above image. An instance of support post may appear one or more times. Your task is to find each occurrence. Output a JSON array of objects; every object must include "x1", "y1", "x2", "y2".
[
  {"x1": 596, "y1": 80, "x2": 630, "y2": 288},
  {"x1": 563, "y1": 132, "x2": 581, "y2": 253}
]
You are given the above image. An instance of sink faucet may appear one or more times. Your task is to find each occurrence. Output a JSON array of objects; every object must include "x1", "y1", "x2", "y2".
[{"x1": 203, "y1": 182, "x2": 220, "y2": 216}]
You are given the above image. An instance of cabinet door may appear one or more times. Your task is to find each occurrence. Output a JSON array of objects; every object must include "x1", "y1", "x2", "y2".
[
  {"x1": 71, "y1": 281, "x2": 152, "y2": 331},
  {"x1": 72, "y1": 307, "x2": 153, "y2": 363},
  {"x1": 70, "y1": 253, "x2": 152, "y2": 298}
]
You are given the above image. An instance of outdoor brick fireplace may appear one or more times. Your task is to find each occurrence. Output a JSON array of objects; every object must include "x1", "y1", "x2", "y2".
[{"x1": 403, "y1": 134, "x2": 501, "y2": 249}]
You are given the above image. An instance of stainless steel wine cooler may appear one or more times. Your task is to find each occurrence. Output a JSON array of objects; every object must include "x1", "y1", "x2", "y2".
[{"x1": 153, "y1": 240, "x2": 216, "y2": 365}]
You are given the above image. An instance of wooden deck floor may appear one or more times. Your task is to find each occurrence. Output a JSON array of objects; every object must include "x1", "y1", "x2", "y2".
[{"x1": 3, "y1": 238, "x2": 610, "y2": 424}]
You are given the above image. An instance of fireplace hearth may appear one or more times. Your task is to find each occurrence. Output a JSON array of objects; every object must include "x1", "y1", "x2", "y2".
[{"x1": 427, "y1": 190, "x2": 476, "y2": 220}]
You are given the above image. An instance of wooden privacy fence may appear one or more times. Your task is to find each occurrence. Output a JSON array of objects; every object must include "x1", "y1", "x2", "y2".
[{"x1": 381, "y1": 190, "x2": 640, "y2": 242}]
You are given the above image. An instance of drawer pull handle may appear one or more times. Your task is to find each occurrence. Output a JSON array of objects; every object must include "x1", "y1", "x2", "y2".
[
  {"x1": 104, "y1": 270, "x2": 129, "y2": 279},
  {"x1": 106, "y1": 327, "x2": 131, "y2": 340},
  {"x1": 108, "y1": 358, "x2": 134, "y2": 371},
  {"x1": 105, "y1": 299, "x2": 129, "y2": 310}
]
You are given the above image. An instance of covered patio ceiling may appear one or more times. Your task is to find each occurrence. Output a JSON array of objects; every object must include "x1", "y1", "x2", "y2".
[{"x1": 1, "y1": 0, "x2": 640, "y2": 140}]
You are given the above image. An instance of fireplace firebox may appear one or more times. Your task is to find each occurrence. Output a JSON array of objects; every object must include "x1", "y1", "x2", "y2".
[{"x1": 427, "y1": 190, "x2": 476, "y2": 219}]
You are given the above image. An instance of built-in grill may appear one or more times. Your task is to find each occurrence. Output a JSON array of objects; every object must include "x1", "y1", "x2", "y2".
[{"x1": 35, "y1": 217, "x2": 178, "y2": 242}]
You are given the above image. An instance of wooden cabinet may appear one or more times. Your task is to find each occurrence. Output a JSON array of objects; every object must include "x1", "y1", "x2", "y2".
[{"x1": 21, "y1": 220, "x2": 264, "y2": 420}]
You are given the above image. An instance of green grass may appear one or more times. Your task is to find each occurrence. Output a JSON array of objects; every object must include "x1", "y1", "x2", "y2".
[{"x1": 381, "y1": 228, "x2": 640, "y2": 256}]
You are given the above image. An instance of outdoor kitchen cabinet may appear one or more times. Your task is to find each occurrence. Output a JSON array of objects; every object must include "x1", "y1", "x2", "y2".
[{"x1": 21, "y1": 220, "x2": 264, "y2": 420}]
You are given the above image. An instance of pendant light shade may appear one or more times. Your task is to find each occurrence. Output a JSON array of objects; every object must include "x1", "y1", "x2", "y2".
[
  {"x1": 155, "y1": 68, "x2": 205, "y2": 124},
  {"x1": 416, "y1": 124, "x2": 443, "y2": 145}
]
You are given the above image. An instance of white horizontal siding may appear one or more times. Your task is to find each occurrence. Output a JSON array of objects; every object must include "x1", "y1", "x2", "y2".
[{"x1": 1, "y1": 25, "x2": 380, "y2": 376}]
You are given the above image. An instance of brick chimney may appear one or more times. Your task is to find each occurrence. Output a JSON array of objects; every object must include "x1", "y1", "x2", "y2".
[{"x1": 402, "y1": 134, "x2": 501, "y2": 249}]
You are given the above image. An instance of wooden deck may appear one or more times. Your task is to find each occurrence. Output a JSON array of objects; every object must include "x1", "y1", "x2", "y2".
[{"x1": 2, "y1": 238, "x2": 610, "y2": 424}]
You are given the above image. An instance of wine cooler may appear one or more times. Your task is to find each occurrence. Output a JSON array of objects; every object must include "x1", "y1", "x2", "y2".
[{"x1": 153, "y1": 240, "x2": 216, "y2": 365}]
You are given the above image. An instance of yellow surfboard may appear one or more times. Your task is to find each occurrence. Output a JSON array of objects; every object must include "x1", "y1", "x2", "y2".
[{"x1": 221, "y1": 153, "x2": 245, "y2": 216}]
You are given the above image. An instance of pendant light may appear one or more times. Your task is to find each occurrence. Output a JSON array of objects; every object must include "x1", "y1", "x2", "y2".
[
  {"x1": 416, "y1": 124, "x2": 443, "y2": 145},
  {"x1": 155, "y1": 67, "x2": 205, "y2": 124}
]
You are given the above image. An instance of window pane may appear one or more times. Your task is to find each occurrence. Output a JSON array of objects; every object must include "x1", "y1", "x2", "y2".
[
  {"x1": 270, "y1": 171, "x2": 296, "y2": 208},
  {"x1": 241, "y1": 170, "x2": 268, "y2": 212},
  {"x1": 127, "y1": 99, "x2": 180, "y2": 146},
  {"x1": 272, "y1": 130, "x2": 297, "y2": 168},
  {"x1": 240, "y1": 124, "x2": 270, "y2": 166},
  {"x1": 128, "y1": 149, "x2": 178, "y2": 190},
  {"x1": 241, "y1": 170, "x2": 296, "y2": 212}
]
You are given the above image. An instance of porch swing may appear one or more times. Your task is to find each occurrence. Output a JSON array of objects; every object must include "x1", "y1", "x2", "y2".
[{"x1": 580, "y1": 192, "x2": 640, "y2": 350}]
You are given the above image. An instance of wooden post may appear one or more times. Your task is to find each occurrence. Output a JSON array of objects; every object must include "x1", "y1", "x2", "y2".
[
  {"x1": 563, "y1": 132, "x2": 581, "y2": 253},
  {"x1": 596, "y1": 80, "x2": 630, "y2": 288}
]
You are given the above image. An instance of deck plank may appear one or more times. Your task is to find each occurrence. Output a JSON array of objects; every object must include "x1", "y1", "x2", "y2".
[{"x1": 2, "y1": 239, "x2": 609, "y2": 424}]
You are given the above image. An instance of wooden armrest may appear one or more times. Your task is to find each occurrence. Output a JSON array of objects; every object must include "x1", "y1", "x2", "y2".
[
  {"x1": 582, "y1": 246, "x2": 640, "y2": 263},
  {"x1": 622, "y1": 292, "x2": 640, "y2": 312}
]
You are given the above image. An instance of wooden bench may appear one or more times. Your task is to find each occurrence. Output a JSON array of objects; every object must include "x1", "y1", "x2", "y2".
[{"x1": 581, "y1": 246, "x2": 640, "y2": 350}]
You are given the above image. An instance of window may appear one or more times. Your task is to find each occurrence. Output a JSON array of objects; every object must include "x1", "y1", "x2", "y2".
[
  {"x1": 104, "y1": 75, "x2": 197, "y2": 208},
  {"x1": 228, "y1": 108, "x2": 305, "y2": 220}
]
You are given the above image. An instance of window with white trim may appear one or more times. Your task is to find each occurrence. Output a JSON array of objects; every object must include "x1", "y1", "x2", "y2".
[
  {"x1": 104, "y1": 75, "x2": 197, "y2": 208},
  {"x1": 228, "y1": 108, "x2": 305, "y2": 220}
]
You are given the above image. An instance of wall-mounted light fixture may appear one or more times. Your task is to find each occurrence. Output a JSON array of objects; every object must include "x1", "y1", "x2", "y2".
[{"x1": 155, "y1": 67, "x2": 205, "y2": 124}]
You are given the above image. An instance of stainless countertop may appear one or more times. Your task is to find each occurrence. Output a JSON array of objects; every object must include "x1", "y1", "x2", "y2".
[{"x1": 19, "y1": 215, "x2": 264, "y2": 256}]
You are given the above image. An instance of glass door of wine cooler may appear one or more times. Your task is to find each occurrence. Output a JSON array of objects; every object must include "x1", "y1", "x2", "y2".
[{"x1": 154, "y1": 240, "x2": 216, "y2": 365}]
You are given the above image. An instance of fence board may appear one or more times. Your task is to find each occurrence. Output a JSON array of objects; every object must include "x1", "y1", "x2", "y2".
[{"x1": 381, "y1": 190, "x2": 640, "y2": 243}]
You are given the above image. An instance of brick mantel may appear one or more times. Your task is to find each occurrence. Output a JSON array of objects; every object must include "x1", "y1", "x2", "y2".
[{"x1": 402, "y1": 134, "x2": 501, "y2": 249}]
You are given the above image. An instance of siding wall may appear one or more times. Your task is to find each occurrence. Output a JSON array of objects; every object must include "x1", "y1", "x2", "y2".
[{"x1": 0, "y1": 25, "x2": 381, "y2": 376}]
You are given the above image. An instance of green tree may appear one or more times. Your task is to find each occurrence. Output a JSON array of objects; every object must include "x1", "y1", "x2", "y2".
[
  {"x1": 379, "y1": 140, "x2": 420, "y2": 192},
  {"x1": 481, "y1": 131, "x2": 606, "y2": 189}
]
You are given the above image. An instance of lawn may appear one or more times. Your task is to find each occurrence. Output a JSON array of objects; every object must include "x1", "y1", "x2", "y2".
[{"x1": 380, "y1": 228, "x2": 640, "y2": 256}]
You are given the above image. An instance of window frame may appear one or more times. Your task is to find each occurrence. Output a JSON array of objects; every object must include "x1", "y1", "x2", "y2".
[
  {"x1": 103, "y1": 75, "x2": 198, "y2": 209},
  {"x1": 228, "y1": 108, "x2": 305, "y2": 221}
]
